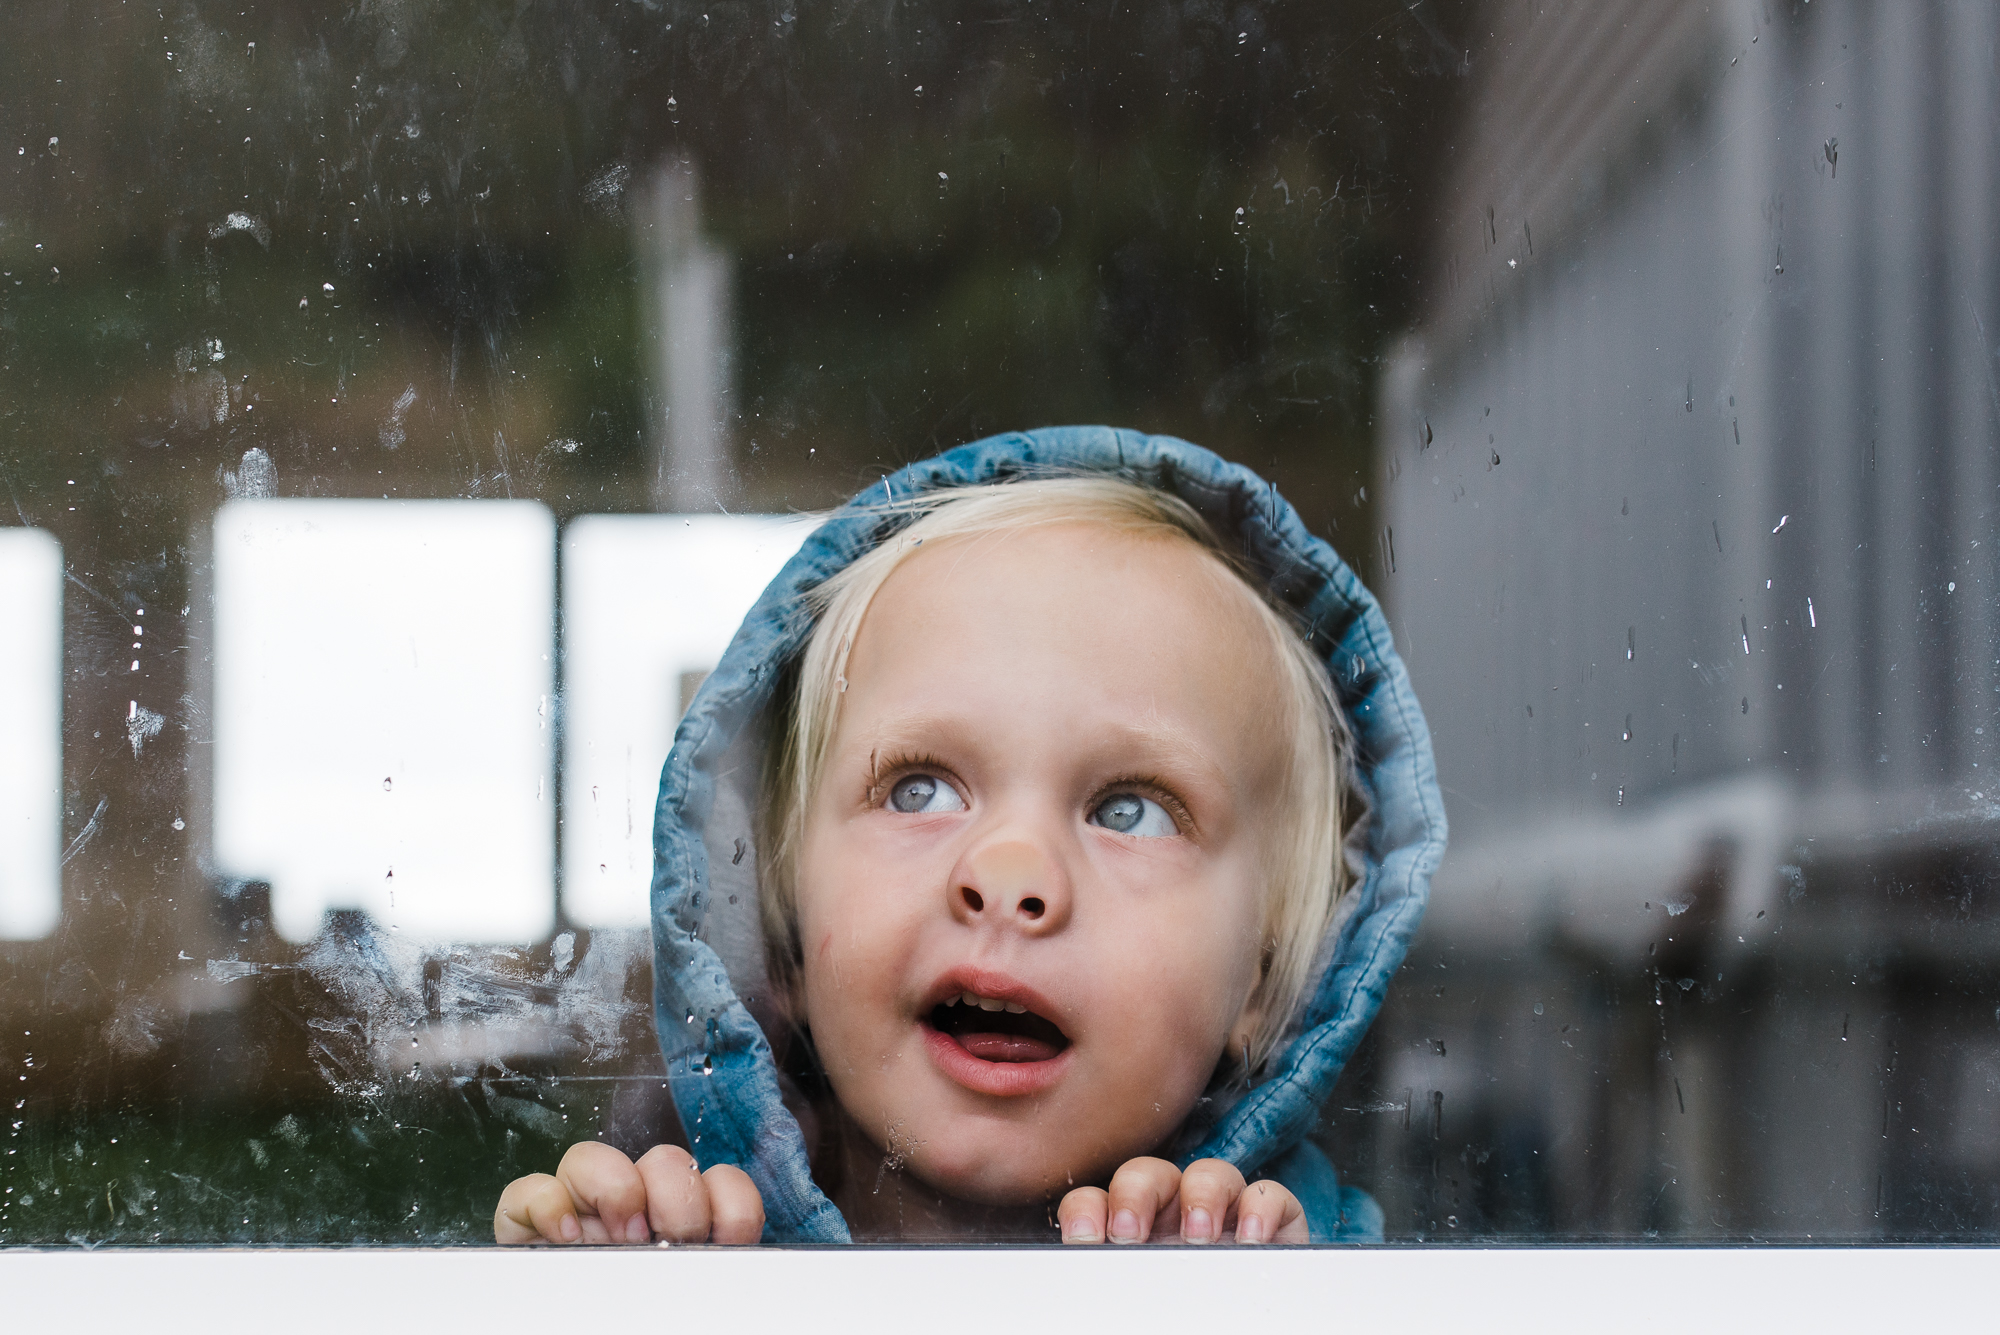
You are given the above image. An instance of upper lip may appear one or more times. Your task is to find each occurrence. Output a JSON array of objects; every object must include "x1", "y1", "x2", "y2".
[{"x1": 921, "y1": 967, "x2": 1068, "y2": 1037}]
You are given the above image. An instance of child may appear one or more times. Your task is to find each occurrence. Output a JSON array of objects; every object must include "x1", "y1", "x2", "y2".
[{"x1": 495, "y1": 428, "x2": 1445, "y2": 1244}]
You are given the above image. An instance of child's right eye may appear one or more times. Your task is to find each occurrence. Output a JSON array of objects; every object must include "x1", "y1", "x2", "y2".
[{"x1": 887, "y1": 773, "x2": 965, "y2": 814}]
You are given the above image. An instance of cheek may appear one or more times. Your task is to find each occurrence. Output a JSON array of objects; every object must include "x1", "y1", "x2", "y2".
[{"x1": 792, "y1": 822, "x2": 929, "y2": 1036}]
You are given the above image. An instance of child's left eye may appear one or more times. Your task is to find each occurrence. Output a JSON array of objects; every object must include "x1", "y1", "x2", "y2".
[{"x1": 1088, "y1": 792, "x2": 1178, "y2": 838}]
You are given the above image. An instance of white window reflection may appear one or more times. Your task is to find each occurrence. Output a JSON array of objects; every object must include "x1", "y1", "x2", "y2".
[
  {"x1": 0, "y1": 528, "x2": 62, "y2": 940},
  {"x1": 210, "y1": 501, "x2": 556, "y2": 943},
  {"x1": 560, "y1": 514, "x2": 816, "y2": 927}
]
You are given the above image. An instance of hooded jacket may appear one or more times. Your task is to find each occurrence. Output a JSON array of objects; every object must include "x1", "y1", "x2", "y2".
[{"x1": 648, "y1": 427, "x2": 1446, "y2": 1242}]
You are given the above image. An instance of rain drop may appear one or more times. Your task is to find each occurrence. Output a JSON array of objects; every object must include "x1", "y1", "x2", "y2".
[
  {"x1": 1419, "y1": 418, "x2": 1433, "y2": 449},
  {"x1": 1622, "y1": 715, "x2": 1633, "y2": 742},
  {"x1": 1824, "y1": 137, "x2": 1838, "y2": 177}
]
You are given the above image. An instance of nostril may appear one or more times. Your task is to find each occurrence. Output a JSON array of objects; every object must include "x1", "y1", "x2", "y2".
[
  {"x1": 1019, "y1": 896, "x2": 1045, "y2": 919},
  {"x1": 961, "y1": 886, "x2": 984, "y2": 912}
]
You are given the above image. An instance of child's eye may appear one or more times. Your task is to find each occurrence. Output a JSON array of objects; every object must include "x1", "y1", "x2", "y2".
[
  {"x1": 1089, "y1": 792, "x2": 1178, "y2": 838},
  {"x1": 887, "y1": 773, "x2": 965, "y2": 814}
]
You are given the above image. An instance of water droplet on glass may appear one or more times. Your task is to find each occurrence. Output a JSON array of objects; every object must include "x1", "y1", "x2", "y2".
[
  {"x1": 1420, "y1": 418, "x2": 1433, "y2": 448},
  {"x1": 382, "y1": 777, "x2": 393, "y2": 792},
  {"x1": 171, "y1": 817, "x2": 185, "y2": 831},
  {"x1": 1948, "y1": 581, "x2": 1956, "y2": 593},
  {"x1": 1824, "y1": 137, "x2": 1838, "y2": 177},
  {"x1": 1622, "y1": 715, "x2": 1633, "y2": 742},
  {"x1": 700, "y1": 1053, "x2": 714, "y2": 1076},
  {"x1": 1532, "y1": 1002, "x2": 1544, "y2": 1015}
]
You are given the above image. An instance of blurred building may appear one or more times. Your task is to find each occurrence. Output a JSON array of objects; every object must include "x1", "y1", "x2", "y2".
[{"x1": 1360, "y1": 0, "x2": 2000, "y2": 1237}]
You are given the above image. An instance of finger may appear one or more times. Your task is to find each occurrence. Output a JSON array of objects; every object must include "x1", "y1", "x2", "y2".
[
  {"x1": 1233, "y1": 1178, "x2": 1308, "y2": 1245},
  {"x1": 1177, "y1": 1158, "x2": 1247, "y2": 1245},
  {"x1": 634, "y1": 1145, "x2": 710, "y2": 1244},
  {"x1": 1057, "y1": 1186, "x2": 1110, "y2": 1244},
  {"x1": 495, "y1": 1173, "x2": 583, "y2": 1245},
  {"x1": 702, "y1": 1164, "x2": 766, "y2": 1245},
  {"x1": 557, "y1": 1140, "x2": 651, "y2": 1245},
  {"x1": 1104, "y1": 1157, "x2": 1183, "y2": 1244}
]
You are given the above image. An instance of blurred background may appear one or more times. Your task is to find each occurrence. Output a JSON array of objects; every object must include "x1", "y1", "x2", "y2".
[{"x1": 1, "y1": 0, "x2": 1994, "y2": 1243}]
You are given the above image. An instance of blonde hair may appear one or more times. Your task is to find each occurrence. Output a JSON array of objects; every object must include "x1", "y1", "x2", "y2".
[{"x1": 758, "y1": 476, "x2": 1351, "y2": 1074}]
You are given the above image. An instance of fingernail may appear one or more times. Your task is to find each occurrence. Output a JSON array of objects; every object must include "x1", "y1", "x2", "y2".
[
  {"x1": 1185, "y1": 1207, "x2": 1214, "y2": 1244},
  {"x1": 1237, "y1": 1213, "x2": 1267, "y2": 1244},
  {"x1": 1064, "y1": 1215, "x2": 1101, "y2": 1243},
  {"x1": 625, "y1": 1214, "x2": 650, "y2": 1244},
  {"x1": 558, "y1": 1214, "x2": 581, "y2": 1243},
  {"x1": 1109, "y1": 1208, "x2": 1142, "y2": 1242}
]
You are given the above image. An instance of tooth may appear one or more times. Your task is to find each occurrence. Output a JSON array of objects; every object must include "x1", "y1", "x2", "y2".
[
  {"x1": 961, "y1": 992, "x2": 980, "y2": 1007},
  {"x1": 1004, "y1": 1002, "x2": 1026, "y2": 1014},
  {"x1": 943, "y1": 996, "x2": 959, "y2": 1007},
  {"x1": 978, "y1": 996, "x2": 1005, "y2": 1012}
]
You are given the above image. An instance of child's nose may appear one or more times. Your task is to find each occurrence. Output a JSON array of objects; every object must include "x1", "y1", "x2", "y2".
[{"x1": 954, "y1": 838, "x2": 1070, "y2": 931}]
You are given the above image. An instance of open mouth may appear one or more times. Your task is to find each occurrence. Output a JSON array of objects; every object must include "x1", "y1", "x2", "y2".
[{"x1": 926, "y1": 992, "x2": 1070, "y2": 1064}]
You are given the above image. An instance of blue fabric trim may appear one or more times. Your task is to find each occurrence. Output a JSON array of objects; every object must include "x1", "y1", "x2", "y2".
[{"x1": 648, "y1": 426, "x2": 1446, "y2": 1241}]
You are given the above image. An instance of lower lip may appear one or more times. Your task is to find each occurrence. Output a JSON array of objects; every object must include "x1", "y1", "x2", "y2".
[{"x1": 922, "y1": 1024, "x2": 1073, "y2": 1097}]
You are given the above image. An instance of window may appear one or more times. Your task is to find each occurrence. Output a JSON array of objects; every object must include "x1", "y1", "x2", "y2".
[{"x1": 4, "y1": 0, "x2": 1996, "y2": 1249}]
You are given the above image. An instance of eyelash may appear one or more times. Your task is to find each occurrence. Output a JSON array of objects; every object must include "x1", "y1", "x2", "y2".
[{"x1": 867, "y1": 751, "x2": 962, "y2": 808}]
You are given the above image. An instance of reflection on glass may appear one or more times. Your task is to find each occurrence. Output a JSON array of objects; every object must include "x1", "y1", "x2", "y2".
[
  {"x1": 0, "y1": 528, "x2": 62, "y2": 941},
  {"x1": 210, "y1": 500, "x2": 556, "y2": 942},
  {"x1": 560, "y1": 513, "x2": 816, "y2": 928}
]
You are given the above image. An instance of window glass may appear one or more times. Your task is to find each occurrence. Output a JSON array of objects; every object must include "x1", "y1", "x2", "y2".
[{"x1": 2, "y1": 0, "x2": 1994, "y2": 1244}]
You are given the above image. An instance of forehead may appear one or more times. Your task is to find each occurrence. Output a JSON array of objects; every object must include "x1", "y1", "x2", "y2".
[{"x1": 843, "y1": 521, "x2": 1289, "y2": 775}]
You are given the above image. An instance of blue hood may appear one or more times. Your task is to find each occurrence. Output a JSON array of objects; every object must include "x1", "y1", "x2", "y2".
[{"x1": 649, "y1": 427, "x2": 1446, "y2": 1242}]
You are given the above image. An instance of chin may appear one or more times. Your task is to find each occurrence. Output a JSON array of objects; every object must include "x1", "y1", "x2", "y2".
[{"x1": 904, "y1": 1133, "x2": 1085, "y2": 1206}]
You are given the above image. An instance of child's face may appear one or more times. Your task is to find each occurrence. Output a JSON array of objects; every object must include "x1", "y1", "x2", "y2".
[{"x1": 792, "y1": 522, "x2": 1294, "y2": 1204}]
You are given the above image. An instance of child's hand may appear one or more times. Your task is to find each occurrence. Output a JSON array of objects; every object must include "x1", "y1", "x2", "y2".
[
  {"x1": 1056, "y1": 1156, "x2": 1307, "y2": 1244},
  {"x1": 493, "y1": 1141, "x2": 765, "y2": 1245}
]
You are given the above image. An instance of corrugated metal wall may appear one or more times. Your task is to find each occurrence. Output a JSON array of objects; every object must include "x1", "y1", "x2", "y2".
[{"x1": 1349, "y1": 0, "x2": 2000, "y2": 1237}]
